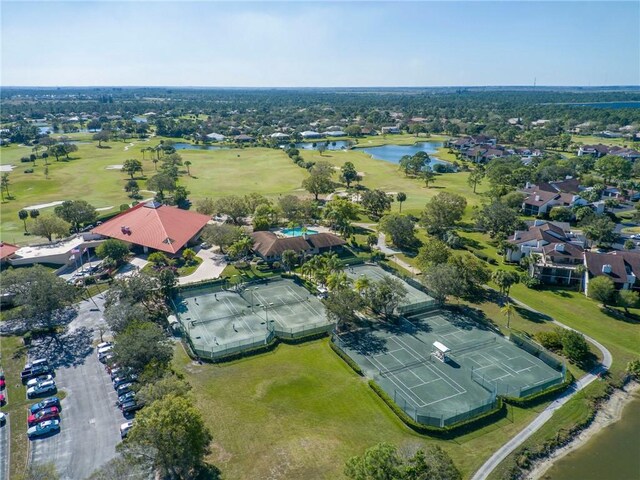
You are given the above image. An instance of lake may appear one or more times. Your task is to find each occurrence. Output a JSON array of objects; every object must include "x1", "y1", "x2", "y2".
[
  {"x1": 295, "y1": 141, "x2": 352, "y2": 150},
  {"x1": 359, "y1": 141, "x2": 452, "y2": 167},
  {"x1": 174, "y1": 143, "x2": 227, "y2": 151},
  {"x1": 542, "y1": 392, "x2": 640, "y2": 480}
]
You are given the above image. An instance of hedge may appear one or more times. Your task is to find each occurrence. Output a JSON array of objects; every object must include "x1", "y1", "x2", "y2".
[
  {"x1": 368, "y1": 380, "x2": 506, "y2": 438},
  {"x1": 330, "y1": 341, "x2": 364, "y2": 376}
]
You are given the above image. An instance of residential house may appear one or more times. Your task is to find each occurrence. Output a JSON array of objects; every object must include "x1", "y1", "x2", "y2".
[
  {"x1": 506, "y1": 220, "x2": 585, "y2": 286},
  {"x1": 520, "y1": 181, "x2": 587, "y2": 216},
  {"x1": 206, "y1": 132, "x2": 226, "y2": 142},
  {"x1": 381, "y1": 126, "x2": 401, "y2": 134},
  {"x1": 301, "y1": 131, "x2": 323, "y2": 139},
  {"x1": 577, "y1": 144, "x2": 640, "y2": 161},
  {"x1": 584, "y1": 250, "x2": 640, "y2": 293},
  {"x1": 0, "y1": 242, "x2": 20, "y2": 266},
  {"x1": 250, "y1": 231, "x2": 346, "y2": 262},
  {"x1": 234, "y1": 134, "x2": 254, "y2": 143}
]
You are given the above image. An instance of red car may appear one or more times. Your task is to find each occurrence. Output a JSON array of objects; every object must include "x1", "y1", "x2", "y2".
[
  {"x1": 0, "y1": 378, "x2": 5, "y2": 389},
  {"x1": 27, "y1": 407, "x2": 59, "y2": 426}
]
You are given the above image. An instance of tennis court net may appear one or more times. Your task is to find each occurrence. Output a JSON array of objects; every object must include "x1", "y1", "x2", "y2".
[
  {"x1": 451, "y1": 337, "x2": 496, "y2": 355},
  {"x1": 190, "y1": 311, "x2": 246, "y2": 325},
  {"x1": 377, "y1": 357, "x2": 428, "y2": 377}
]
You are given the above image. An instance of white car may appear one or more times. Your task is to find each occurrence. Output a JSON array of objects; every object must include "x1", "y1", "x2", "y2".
[
  {"x1": 26, "y1": 375, "x2": 54, "y2": 388},
  {"x1": 0, "y1": 412, "x2": 6, "y2": 425},
  {"x1": 96, "y1": 342, "x2": 112, "y2": 350},
  {"x1": 97, "y1": 345, "x2": 113, "y2": 360},
  {"x1": 27, "y1": 380, "x2": 57, "y2": 398},
  {"x1": 120, "y1": 420, "x2": 133, "y2": 438}
]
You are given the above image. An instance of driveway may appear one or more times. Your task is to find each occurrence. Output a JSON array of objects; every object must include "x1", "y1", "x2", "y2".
[
  {"x1": 28, "y1": 295, "x2": 123, "y2": 480},
  {"x1": 178, "y1": 249, "x2": 227, "y2": 285}
]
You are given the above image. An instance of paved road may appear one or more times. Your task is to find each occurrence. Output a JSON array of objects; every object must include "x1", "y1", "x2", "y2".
[
  {"x1": 470, "y1": 298, "x2": 612, "y2": 480},
  {"x1": 29, "y1": 295, "x2": 124, "y2": 480}
]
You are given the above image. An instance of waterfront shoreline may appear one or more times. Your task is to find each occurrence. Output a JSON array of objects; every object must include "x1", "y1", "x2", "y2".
[{"x1": 526, "y1": 381, "x2": 640, "y2": 480}]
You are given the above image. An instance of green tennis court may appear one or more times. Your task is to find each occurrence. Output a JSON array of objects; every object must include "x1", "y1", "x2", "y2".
[
  {"x1": 174, "y1": 278, "x2": 330, "y2": 359},
  {"x1": 334, "y1": 309, "x2": 564, "y2": 427}
]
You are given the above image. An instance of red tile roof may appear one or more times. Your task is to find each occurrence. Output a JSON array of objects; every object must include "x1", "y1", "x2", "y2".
[
  {"x1": 91, "y1": 202, "x2": 210, "y2": 254},
  {"x1": 0, "y1": 242, "x2": 20, "y2": 260}
]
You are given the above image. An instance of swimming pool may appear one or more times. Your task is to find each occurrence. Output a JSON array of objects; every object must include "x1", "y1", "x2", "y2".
[{"x1": 280, "y1": 227, "x2": 319, "y2": 237}]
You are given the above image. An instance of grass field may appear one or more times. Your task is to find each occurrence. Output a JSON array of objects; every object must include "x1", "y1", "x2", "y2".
[
  {"x1": 1, "y1": 336, "x2": 31, "y2": 480},
  {"x1": 174, "y1": 339, "x2": 547, "y2": 480},
  {"x1": 0, "y1": 136, "x2": 481, "y2": 244}
]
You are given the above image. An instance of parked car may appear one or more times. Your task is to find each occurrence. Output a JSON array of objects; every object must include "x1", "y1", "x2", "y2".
[
  {"x1": 0, "y1": 412, "x2": 5, "y2": 424},
  {"x1": 0, "y1": 394, "x2": 5, "y2": 406},
  {"x1": 27, "y1": 380, "x2": 57, "y2": 399},
  {"x1": 26, "y1": 374, "x2": 54, "y2": 388},
  {"x1": 25, "y1": 359, "x2": 49, "y2": 370},
  {"x1": 21, "y1": 364, "x2": 52, "y2": 383},
  {"x1": 97, "y1": 345, "x2": 113, "y2": 362},
  {"x1": 113, "y1": 377, "x2": 135, "y2": 389},
  {"x1": 117, "y1": 391, "x2": 136, "y2": 406},
  {"x1": 29, "y1": 397, "x2": 61, "y2": 414},
  {"x1": 121, "y1": 400, "x2": 142, "y2": 415},
  {"x1": 119, "y1": 420, "x2": 133, "y2": 439},
  {"x1": 0, "y1": 377, "x2": 5, "y2": 389},
  {"x1": 27, "y1": 419, "x2": 60, "y2": 439},
  {"x1": 96, "y1": 341, "x2": 112, "y2": 350},
  {"x1": 109, "y1": 368, "x2": 122, "y2": 380},
  {"x1": 116, "y1": 383, "x2": 134, "y2": 396},
  {"x1": 28, "y1": 407, "x2": 60, "y2": 426}
]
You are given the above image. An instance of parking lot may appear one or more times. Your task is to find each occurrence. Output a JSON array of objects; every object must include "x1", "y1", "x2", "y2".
[{"x1": 28, "y1": 295, "x2": 123, "y2": 479}]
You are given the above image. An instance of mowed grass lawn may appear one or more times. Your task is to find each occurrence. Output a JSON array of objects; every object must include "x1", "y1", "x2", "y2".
[
  {"x1": 0, "y1": 137, "x2": 480, "y2": 244},
  {"x1": 174, "y1": 339, "x2": 544, "y2": 480}
]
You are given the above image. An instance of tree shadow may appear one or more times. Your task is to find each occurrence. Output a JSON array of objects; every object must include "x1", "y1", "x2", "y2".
[
  {"x1": 194, "y1": 463, "x2": 222, "y2": 480},
  {"x1": 29, "y1": 325, "x2": 94, "y2": 368},
  {"x1": 339, "y1": 329, "x2": 388, "y2": 356},
  {"x1": 514, "y1": 305, "x2": 550, "y2": 324},
  {"x1": 600, "y1": 306, "x2": 640, "y2": 324},
  {"x1": 551, "y1": 290, "x2": 572, "y2": 298}
]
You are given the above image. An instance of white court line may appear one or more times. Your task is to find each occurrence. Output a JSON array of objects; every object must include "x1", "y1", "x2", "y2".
[
  {"x1": 387, "y1": 349, "x2": 435, "y2": 388},
  {"x1": 392, "y1": 336, "x2": 467, "y2": 394},
  {"x1": 373, "y1": 348, "x2": 406, "y2": 358},
  {"x1": 367, "y1": 354, "x2": 428, "y2": 408}
]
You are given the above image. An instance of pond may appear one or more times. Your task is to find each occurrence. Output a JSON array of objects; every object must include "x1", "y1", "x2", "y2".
[
  {"x1": 173, "y1": 143, "x2": 228, "y2": 151},
  {"x1": 359, "y1": 141, "x2": 452, "y2": 168},
  {"x1": 542, "y1": 392, "x2": 640, "y2": 480},
  {"x1": 295, "y1": 141, "x2": 352, "y2": 151}
]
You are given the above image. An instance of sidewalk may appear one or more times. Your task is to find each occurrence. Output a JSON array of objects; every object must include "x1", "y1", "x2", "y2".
[{"x1": 178, "y1": 249, "x2": 227, "y2": 285}]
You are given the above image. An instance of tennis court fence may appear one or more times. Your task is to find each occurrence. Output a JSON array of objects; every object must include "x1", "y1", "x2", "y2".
[
  {"x1": 189, "y1": 332, "x2": 276, "y2": 361},
  {"x1": 510, "y1": 332, "x2": 565, "y2": 373},
  {"x1": 390, "y1": 388, "x2": 498, "y2": 428}
]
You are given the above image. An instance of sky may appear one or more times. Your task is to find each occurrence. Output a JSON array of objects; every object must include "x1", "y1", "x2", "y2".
[{"x1": 1, "y1": 1, "x2": 639, "y2": 87}]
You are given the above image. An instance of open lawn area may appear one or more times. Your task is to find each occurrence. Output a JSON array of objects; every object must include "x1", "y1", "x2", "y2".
[
  {"x1": 174, "y1": 339, "x2": 548, "y2": 480},
  {"x1": 0, "y1": 136, "x2": 481, "y2": 244},
  {"x1": 571, "y1": 134, "x2": 639, "y2": 148}
]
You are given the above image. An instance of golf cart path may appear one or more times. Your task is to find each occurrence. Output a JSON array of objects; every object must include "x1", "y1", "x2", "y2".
[{"x1": 470, "y1": 297, "x2": 612, "y2": 480}]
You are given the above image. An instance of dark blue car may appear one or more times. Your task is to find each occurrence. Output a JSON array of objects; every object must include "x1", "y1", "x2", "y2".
[{"x1": 29, "y1": 397, "x2": 61, "y2": 414}]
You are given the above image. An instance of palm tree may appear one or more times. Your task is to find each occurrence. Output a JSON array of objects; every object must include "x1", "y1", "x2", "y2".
[
  {"x1": 396, "y1": 192, "x2": 406, "y2": 213},
  {"x1": 327, "y1": 272, "x2": 350, "y2": 291},
  {"x1": 18, "y1": 209, "x2": 28, "y2": 232},
  {"x1": 184, "y1": 160, "x2": 192, "y2": 176},
  {"x1": 152, "y1": 158, "x2": 159, "y2": 171},
  {"x1": 501, "y1": 302, "x2": 516, "y2": 329},
  {"x1": 574, "y1": 264, "x2": 587, "y2": 293},
  {"x1": 354, "y1": 276, "x2": 371, "y2": 295}
]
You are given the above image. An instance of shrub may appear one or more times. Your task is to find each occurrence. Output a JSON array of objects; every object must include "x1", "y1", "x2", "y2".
[
  {"x1": 536, "y1": 330, "x2": 563, "y2": 351},
  {"x1": 24, "y1": 168, "x2": 34, "y2": 173},
  {"x1": 520, "y1": 274, "x2": 541, "y2": 289},
  {"x1": 329, "y1": 341, "x2": 363, "y2": 376}
]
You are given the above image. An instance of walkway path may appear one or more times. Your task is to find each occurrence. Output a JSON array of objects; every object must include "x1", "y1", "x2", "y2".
[
  {"x1": 470, "y1": 297, "x2": 612, "y2": 480},
  {"x1": 178, "y1": 248, "x2": 227, "y2": 285}
]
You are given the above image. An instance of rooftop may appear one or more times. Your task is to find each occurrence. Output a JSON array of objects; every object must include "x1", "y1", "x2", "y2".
[{"x1": 92, "y1": 202, "x2": 210, "y2": 254}]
